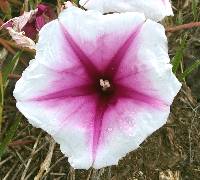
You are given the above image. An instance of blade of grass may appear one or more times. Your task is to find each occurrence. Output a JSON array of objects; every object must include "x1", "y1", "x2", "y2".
[
  {"x1": 171, "y1": 35, "x2": 187, "y2": 74},
  {"x1": 72, "y1": 0, "x2": 79, "y2": 6},
  {"x1": 180, "y1": 60, "x2": 200, "y2": 80},
  {"x1": 176, "y1": 10, "x2": 183, "y2": 25},
  {"x1": 0, "y1": 50, "x2": 21, "y2": 131},
  {"x1": 0, "y1": 72, "x2": 3, "y2": 131},
  {"x1": 0, "y1": 113, "x2": 22, "y2": 158},
  {"x1": 0, "y1": 37, "x2": 16, "y2": 54},
  {"x1": 2, "y1": 51, "x2": 22, "y2": 89},
  {"x1": 192, "y1": 0, "x2": 198, "y2": 21}
]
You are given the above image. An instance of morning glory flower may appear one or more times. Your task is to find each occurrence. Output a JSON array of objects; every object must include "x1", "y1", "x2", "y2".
[
  {"x1": 1, "y1": 9, "x2": 37, "y2": 49},
  {"x1": 14, "y1": 6, "x2": 181, "y2": 169},
  {"x1": 79, "y1": 0, "x2": 173, "y2": 21},
  {"x1": 1, "y1": 3, "x2": 55, "y2": 49}
]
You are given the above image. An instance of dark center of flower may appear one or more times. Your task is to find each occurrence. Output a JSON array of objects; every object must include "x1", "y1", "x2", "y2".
[{"x1": 94, "y1": 76, "x2": 116, "y2": 101}]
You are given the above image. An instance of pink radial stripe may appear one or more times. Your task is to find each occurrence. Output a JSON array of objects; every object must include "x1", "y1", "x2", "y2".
[
  {"x1": 104, "y1": 23, "x2": 144, "y2": 78},
  {"x1": 59, "y1": 22, "x2": 100, "y2": 77},
  {"x1": 92, "y1": 99, "x2": 108, "y2": 163},
  {"x1": 114, "y1": 66, "x2": 151, "y2": 81},
  {"x1": 116, "y1": 84, "x2": 167, "y2": 108},
  {"x1": 59, "y1": 99, "x2": 90, "y2": 125},
  {"x1": 31, "y1": 84, "x2": 95, "y2": 101}
]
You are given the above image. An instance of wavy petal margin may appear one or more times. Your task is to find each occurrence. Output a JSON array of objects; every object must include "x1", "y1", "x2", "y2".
[{"x1": 14, "y1": 6, "x2": 181, "y2": 169}]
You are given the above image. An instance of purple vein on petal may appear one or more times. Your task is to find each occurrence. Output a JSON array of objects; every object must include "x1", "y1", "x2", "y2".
[
  {"x1": 161, "y1": 0, "x2": 166, "y2": 5},
  {"x1": 31, "y1": 84, "x2": 94, "y2": 101},
  {"x1": 117, "y1": 84, "x2": 167, "y2": 108},
  {"x1": 104, "y1": 23, "x2": 144, "y2": 78},
  {"x1": 92, "y1": 98, "x2": 108, "y2": 162},
  {"x1": 59, "y1": 22, "x2": 100, "y2": 77},
  {"x1": 57, "y1": 100, "x2": 88, "y2": 127}
]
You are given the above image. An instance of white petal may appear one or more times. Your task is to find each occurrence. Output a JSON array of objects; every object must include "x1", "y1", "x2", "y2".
[
  {"x1": 14, "y1": 60, "x2": 94, "y2": 169},
  {"x1": 93, "y1": 99, "x2": 170, "y2": 168}
]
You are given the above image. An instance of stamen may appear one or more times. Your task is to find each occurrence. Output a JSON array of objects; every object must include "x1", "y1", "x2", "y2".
[{"x1": 99, "y1": 79, "x2": 111, "y2": 91}]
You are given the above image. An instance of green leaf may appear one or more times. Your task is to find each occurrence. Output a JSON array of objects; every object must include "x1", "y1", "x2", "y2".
[
  {"x1": 180, "y1": 60, "x2": 200, "y2": 80},
  {"x1": 0, "y1": 113, "x2": 22, "y2": 158},
  {"x1": 171, "y1": 36, "x2": 187, "y2": 74}
]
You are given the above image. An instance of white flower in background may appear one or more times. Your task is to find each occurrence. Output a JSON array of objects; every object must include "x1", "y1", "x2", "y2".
[{"x1": 80, "y1": 0, "x2": 173, "y2": 21}]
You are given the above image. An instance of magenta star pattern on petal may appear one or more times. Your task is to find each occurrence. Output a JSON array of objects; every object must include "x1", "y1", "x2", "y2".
[{"x1": 14, "y1": 7, "x2": 181, "y2": 169}]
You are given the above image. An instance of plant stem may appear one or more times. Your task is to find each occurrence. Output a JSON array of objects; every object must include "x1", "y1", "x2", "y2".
[
  {"x1": 8, "y1": 74, "x2": 21, "y2": 80},
  {"x1": 166, "y1": 22, "x2": 200, "y2": 32}
]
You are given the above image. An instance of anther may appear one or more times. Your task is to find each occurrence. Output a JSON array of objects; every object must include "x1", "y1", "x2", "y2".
[{"x1": 99, "y1": 79, "x2": 111, "y2": 91}]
